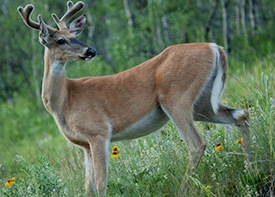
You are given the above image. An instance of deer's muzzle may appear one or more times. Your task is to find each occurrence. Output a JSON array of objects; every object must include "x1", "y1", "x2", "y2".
[
  {"x1": 86, "y1": 48, "x2": 96, "y2": 58},
  {"x1": 79, "y1": 47, "x2": 96, "y2": 60}
]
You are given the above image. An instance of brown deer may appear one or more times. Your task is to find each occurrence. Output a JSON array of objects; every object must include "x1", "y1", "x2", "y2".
[{"x1": 18, "y1": 1, "x2": 250, "y2": 196}]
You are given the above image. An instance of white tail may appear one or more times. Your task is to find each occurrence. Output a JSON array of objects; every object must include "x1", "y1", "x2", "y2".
[
  {"x1": 18, "y1": 1, "x2": 250, "y2": 196},
  {"x1": 210, "y1": 43, "x2": 225, "y2": 114}
]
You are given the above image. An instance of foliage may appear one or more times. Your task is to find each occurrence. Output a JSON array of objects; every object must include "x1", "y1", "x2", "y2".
[{"x1": 1, "y1": 0, "x2": 275, "y2": 101}]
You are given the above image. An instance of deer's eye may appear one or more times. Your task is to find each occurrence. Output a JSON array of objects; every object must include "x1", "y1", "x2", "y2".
[{"x1": 57, "y1": 39, "x2": 66, "y2": 45}]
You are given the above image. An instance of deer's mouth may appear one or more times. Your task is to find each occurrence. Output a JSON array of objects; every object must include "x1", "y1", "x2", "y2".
[
  {"x1": 78, "y1": 55, "x2": 94, "y2": 61},
  {"x1": 78, "y1": 55, "x2": 89, "y2": 60},
  {"x1": 78, "y1": 48, "x2": 96, "y2": 60}
]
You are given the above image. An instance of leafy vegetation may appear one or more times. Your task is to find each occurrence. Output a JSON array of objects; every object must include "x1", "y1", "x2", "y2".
[{"x1": 1, "y1": 0, "x2": 274, "y2": 196}]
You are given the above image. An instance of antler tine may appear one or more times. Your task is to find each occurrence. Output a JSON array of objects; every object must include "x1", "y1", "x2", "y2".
[
  {"x1": 52, "y1": 1, "x2": 85, "y2": 29},
  {"x1": 17, "y1": 5, "x2": 40, "y2": 30},
  {"x1": 61, "y1": 1, "x2": 85, "y2": 22},
  {"x1": 18, "y1": 4, "x2": 56, "y2": 33}
]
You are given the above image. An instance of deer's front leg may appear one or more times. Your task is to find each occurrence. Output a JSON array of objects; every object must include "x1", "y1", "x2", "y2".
[
  {"x1": 84, "y1": 148, "x2": 96, "y2": 196},
  {"x1": 89, "y1": 135, "x2": 110, "y2": 197}
]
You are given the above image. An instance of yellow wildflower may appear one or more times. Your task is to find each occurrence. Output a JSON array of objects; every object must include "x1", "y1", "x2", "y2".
[
  {"x1": 235, "y1": 138, "x2": 244, "y2": 144},
  {"x1": 111, "y1": 145, "x2": 120, "y2": 158},
  {"x1": 111, "y1": 152, "x2": 120, "y2": 159},
  {"x1": 5, "y1": 177, "x2": 16, "y2": 187},
  {"x1": 221, "y1": 99, "x2": 228, "y2": 104},
  {"x1": 112, "y1": 145, "x2": 119, "y2": 153},
  {"x1": 215, "y1": 143, "x2": 224, "y2": 151}
]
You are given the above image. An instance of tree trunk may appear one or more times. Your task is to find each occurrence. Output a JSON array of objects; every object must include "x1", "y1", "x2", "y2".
[
  {"x1": 123, "y1": 0, "x2": 136, "y2": 35},
  {"x1": 235, "y1": 2, "x2": 241, "y2": 35},
  {"x1": 161, "y1": 14, "x2": 172, "y2": 45},
  {"x1": 220, "y1": 0, "x2": 231, "y2": 53},
  {"x1": 248, "y1": 0, "x2": 255, "y2": 31},
  {"x1": 0, "y1": 78, "x2": 13, "y2": 105},
  {"x1": 252, "y1": 0, "x2": 261, "y2": 31},
  {"x1": 147, "y1": 0, "x2": 164, "y2": 52},
  {"x1": 239, "y1": 0, "x2": 248, "y2": 42},
  {"x1": 86, "y1": 1, "x2": 117, "y2": 74},
  {"x1": 31, "y1": 30, "x2": 43, "y2": 107},
  {"x1": 86, "y1": 11, "x2": 94, "y2": 47},
  {"x1": 249, "y1": 0, "x2": 261, "y2": 32},
  {"x1": 205, "y1": 0, "x2": 219, "y2": 42}
]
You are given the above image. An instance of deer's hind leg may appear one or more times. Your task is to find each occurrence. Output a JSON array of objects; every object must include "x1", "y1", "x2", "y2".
[
  {"x1": 194, "y1": 97, "x2": 251, "y2": 162},
  {"x1": 160, "y1": 93, "x2": 206, "y2": 196},
  {"x1": 160, "y1": 92, "x2": 206, "y2": 170}
]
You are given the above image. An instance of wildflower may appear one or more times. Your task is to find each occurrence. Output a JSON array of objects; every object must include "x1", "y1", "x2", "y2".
[
  {"x1": 112, "y1": 145, "x2": 119, "y2": 153},
  {"x1": 111, "y1": 152, "x2": 120, "y2": 159},
  {"x1": 221, "y1": 99, "x2": 228, "y2": 104},
  {"x1": 215, "y1": 143, "x2": 224, "y2": 151},
  {"x1": 235, "y1": 138, "x2": 244, "y2": 144},
  {"x1": 5, "y1": 177, "x2": 16, "y2": 187},
  {"x1": 111, "y1": 145, "x2": 120, "y2": 159}
]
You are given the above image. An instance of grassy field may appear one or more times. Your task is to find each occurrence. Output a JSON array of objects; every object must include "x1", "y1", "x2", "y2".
[{"x1": 0, "y1": 56, "x2": 274, "y2": 196}]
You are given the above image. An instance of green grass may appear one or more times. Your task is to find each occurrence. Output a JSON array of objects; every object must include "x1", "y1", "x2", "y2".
[{"x1": 0, "y1": 56, "x2": 274, "y2": 196}]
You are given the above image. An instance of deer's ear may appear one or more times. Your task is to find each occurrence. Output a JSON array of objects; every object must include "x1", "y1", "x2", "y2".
[
  {"x1": 69, "y1": 14, "x2": 86, "y2": 36},
  {"x1": 38, "y1": 16, "x2": 51, "y2": 45}
]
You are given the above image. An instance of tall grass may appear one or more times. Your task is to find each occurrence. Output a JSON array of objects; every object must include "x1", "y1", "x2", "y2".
[{"x1": 0, "y1": 57, "x2": 274, "y2": 196}]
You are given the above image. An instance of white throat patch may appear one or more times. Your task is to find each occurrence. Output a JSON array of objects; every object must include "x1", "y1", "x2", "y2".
[{"x1": 51, "y1": 61, "x2": 64, "y2": 76}]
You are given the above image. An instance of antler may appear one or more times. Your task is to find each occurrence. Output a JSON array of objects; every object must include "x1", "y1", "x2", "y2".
[
  {"x1": 17, "y1": 4, "x2": 40, "y2": 30},
  {"x1": 17, "y1": 4, "x2": 56, "y2": 33},
  {"x1": 52, "y1": 1, "x2": 85, "y2": 29}
]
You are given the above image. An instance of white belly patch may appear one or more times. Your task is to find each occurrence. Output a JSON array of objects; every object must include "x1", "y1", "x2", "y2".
[{"x1": 111, "y1": 107, "x2": 168, "y2": 142}]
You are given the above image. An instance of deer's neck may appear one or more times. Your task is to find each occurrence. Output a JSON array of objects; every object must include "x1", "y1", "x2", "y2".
[{"x1": 42, "y1": 49, "x2": 68, "y2": 114}]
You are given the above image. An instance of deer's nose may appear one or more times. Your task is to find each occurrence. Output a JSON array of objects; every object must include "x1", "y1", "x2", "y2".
[{"x1": 86, "y1": 48, "x2": 96, "y2": 58}]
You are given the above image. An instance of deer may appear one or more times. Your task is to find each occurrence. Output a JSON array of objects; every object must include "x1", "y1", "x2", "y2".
[{"x1": 18, "y1": 1, "x2": 251, "y2": 196}]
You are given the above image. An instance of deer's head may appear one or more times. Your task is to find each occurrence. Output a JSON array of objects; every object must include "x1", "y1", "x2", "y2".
[{"x1": 18, "y1": 1, "x2": 96, "y2": 62}]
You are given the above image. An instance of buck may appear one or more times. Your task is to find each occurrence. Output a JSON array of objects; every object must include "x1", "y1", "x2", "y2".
[{"x1": 18, "y1": 1, "x2": 250, "y2": 196}]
